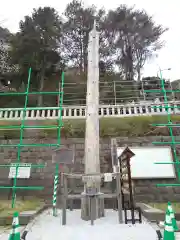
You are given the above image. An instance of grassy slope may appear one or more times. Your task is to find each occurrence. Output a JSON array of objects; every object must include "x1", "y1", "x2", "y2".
[
  {"x1": 0, "y1": 115, "x2": 180, "y2": 138},
  {"x1": 149, "y1": 203, "x2": 180, "y2": 212},
  {"x1": 0, "y1": 198, "x2": 44, "y2": 217}
]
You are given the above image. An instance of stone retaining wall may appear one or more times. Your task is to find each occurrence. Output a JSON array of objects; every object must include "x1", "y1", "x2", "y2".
[{"x1": 0, "y1": 136, "x2": 179, "y2": 202}]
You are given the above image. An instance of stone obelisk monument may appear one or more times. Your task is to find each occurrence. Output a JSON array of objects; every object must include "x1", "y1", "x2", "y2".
[
  {"x1": 85, "y1": 22, "x2": 100, "y2": 173},
  {"x1": 81, "y1": 21, "x2": 102, "y2": 220}
]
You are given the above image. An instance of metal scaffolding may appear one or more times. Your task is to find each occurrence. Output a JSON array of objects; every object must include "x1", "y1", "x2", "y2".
[{"x1": 0, "y1": 68, "x2": 64, "y2": 208}]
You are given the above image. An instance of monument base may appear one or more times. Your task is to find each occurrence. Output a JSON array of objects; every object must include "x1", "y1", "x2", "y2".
[
  {"x1": 81, "y1": 174, "x2": 104, "y2": 221},
  {"x1": 81, "y1": 193, "x2": 105, "y2": 221}
]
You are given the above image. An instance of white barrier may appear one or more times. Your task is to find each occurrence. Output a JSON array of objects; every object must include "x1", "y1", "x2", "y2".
[{"x1": 0, "y1": 102, "x2": 179, "y2": 120}]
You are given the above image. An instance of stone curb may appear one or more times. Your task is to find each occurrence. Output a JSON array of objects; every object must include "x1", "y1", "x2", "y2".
[
  {"x1": 20, "y1": 204, "x2": 51, "y2": 239},
  {"x1": 136, "y1": 202, "x2": 180, "y2": 222},
  {"x1": 0, "y1": 204, "x2": 49, "y2": 226}
]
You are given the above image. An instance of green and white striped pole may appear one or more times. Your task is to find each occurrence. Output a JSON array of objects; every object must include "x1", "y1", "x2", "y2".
[
  {"x1": 53, "y1": 163, "x2": 59, "y2": 216},
  {"x1": 8, "y1": 212, "x2": 20, "y2": 240}
]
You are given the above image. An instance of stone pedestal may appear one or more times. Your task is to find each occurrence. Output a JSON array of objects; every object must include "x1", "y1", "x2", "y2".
[
  {"x1": 81, "y1": 174, "x2": 104, "y2": 220},
  {"x1": 81, "y1": 194, "x2": 104, "y2": 221}
]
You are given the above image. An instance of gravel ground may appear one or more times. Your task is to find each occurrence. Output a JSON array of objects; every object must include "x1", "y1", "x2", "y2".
[{"x1": 20, "y1": 209, "x2": 157, "y2": 240}]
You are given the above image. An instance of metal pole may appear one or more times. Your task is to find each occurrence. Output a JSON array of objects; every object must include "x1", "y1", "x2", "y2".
[
  {"x1": 56, "y1": 72, "x2": 60, "y2": 108},
  {"x1": 157, "y1": 67, "x2": 172, "y2": 101},
  {"x1": 127, "y1": 158, "x2": 135, "y2": 224},
  {"x1": 169, "y1": 80, "x2": 175, "y2": 102},
  {"x1": 116, "y1": 172, "x2": 123, "y2": 223},
  {"x1": 12, "y1": 68, "x2": 32, "y2": 208},
  {"x1": 90, "y1": 197, "x2": 95, "y2": 225},
  {"x1": 113, "y1": 81, "x2": 117, "y2": 105},
  {"x1": 62, "y1": 174, "x2": 67, "y2": 225},
  {"x1": 141, "y1": 80, "x2": 146, "y2": 101}
]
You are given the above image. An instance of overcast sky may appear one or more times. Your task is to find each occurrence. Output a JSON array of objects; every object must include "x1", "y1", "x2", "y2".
[{"x1": 0, "y1": 0, "x2": 179, "y2": 80}]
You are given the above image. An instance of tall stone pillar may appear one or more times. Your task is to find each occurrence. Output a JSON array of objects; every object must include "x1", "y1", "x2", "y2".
[{"x1": 81, "y1": 21, "x2": 102, "y2": 220}]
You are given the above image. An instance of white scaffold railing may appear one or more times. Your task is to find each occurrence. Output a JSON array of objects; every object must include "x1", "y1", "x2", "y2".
[{"x1": 0, "y1": 102, "x2": 180, "y2": 120}]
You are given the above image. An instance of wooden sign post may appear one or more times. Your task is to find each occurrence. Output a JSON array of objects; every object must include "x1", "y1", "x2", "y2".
[{"x1": 119, "y1": 147, "x2": 135, "y2": 223}]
